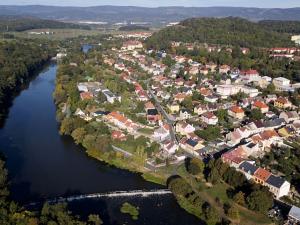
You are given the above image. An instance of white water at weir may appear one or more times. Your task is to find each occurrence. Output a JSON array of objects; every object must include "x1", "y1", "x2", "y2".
[{"x1": 28, "y1": 189, "x2": 172, "y2": 206}]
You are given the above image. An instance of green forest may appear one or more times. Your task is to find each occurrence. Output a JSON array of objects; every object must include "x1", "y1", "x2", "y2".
[
  {"x1": 0, "y1": 39, "x2": 56, "y2": 118},
  {"x1": 0, "y1": 16, "x2": 90, "y2": 32},
  {"x1": 259, "y1": 20, "x2": 300, "y2": 34},
  {"x1": 146, "y1": 17, "x2": 296, "y2": 50}
]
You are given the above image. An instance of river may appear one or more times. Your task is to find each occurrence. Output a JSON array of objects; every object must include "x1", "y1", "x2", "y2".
[{"x1": 0, "y1": 63, "x2": 202, "y2": 224}]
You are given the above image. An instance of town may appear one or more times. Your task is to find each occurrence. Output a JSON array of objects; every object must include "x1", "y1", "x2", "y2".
[{"x1": 53, "y1": 28, "x2": 300, "y2": 224}]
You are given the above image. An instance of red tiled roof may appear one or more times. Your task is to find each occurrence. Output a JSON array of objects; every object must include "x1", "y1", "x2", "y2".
[{"x1": 254, "y1": 168, "x2": 271, "y2": 181}]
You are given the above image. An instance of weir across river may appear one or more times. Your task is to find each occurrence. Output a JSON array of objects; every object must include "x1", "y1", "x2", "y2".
[{"x1": 28, "y1": 189, "x2": 173, "y2": 206}]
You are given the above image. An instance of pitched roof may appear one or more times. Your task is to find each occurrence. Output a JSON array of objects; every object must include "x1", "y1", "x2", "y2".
[
  {"x1": 254, "y1": 168, "x2": 271, "y2": 181},
  {"x1": 239, "y1": 161, "x2": 258, "y2": 175},
  {"x1": 253, "y1": 101, "x2": 268, "y2": 109},
  {"x1": 229, "y1": 106, "x2": 244, "y2": 114},
  {"x1": 266, "y1": 175, "x2": 286, "y2": 188}
]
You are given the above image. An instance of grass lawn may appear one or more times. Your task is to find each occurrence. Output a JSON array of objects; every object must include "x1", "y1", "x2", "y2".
[{"x1": 204, "y1": 182, "x2": 230, "y2": 204}]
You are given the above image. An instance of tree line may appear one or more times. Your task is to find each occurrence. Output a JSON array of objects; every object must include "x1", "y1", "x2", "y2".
[
  {"x1": 146, "y1": 17, "x2": 296, "y2": 50},
  {"x1": 0, "y1": 16, "x2": 90, "y2": 32}
]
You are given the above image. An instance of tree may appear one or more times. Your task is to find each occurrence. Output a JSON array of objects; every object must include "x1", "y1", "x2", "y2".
[
  {"x1": 71, "y1": 128, "x2": 86, "y2": 145},
  {"x1": 233, "y1": 191, "x2": 246, "y2": 206},
  {"x1": 249, "y1": 108, "x2": 264, "y2": 120},
  {"x1": 88, "y1": 215, "x2": 103, "y2": 225},
  {"x1": 203, "y1": 205, "x2": 220, "y2": 225},
  {"x1": 187, "y1": 158, "x2": 204, "y2": 175},
  {"x1": 226, "y1": 204, "x2": 239, "y2": 220},
  {"x1": 246, "y1": 190, "x2": 273, "y2": 213}
]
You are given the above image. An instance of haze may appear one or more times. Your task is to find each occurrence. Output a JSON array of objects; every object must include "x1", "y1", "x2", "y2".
[{"x1": 2, "y1": 0, "x2": 300, "y2": 8}]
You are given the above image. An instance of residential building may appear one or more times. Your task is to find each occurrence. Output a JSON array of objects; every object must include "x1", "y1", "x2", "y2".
[
  {"x1": 252, "y1": 101, "x2": 269, "y2": 113},
  {"x1": 274, "y1": 97, "x2": 292, "y2": 109},
  {"x1": 201, "y1": 112, "x2": 218, "y2": 125},
  {"x1": 228, "y1": 106, "x2": 245, "y2": 120}
]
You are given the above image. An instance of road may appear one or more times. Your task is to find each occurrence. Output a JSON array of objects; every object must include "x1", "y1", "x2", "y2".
[{"x1": 147, "y1": 87, "x2": 178, "y2": 144}]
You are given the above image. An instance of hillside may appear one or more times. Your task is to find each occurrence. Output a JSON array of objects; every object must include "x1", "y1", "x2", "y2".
[
  {"x1": 0, "y1": 5, "x2": 300, "y2": 23},
  {"x1": 259, "y1": 20, "x2": 300, "y2": 34},
  {"x1": 0, "y1": 16, "x2": 90, "y2": 32},
  {"x1": 145, "y1": 17, "x2": 295, "y2": 49}
]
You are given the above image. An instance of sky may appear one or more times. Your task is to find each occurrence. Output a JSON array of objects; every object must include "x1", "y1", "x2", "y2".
[{"x1": 1, "y1": 0, "x2": 300, "y2": 8}]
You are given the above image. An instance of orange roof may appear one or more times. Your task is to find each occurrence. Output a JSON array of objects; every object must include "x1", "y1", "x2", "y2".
[
  {"x1": 80, "y1": 92, "x2": 93, "y2": 100},
  {"x1": 260, "y1": 130, "x2": 278, "y2": 140},
  {"x1": 202, "y1": 112, "x2": 216, "y2": 119},
  {"x1": 145, "y1": 102, "x2": 155, "y2": 109},
  {"x1": 254, "y1": 168, "x2": 271, "y2": 181},
  {"x1": 109, "y1": 111, "x2": 128, "y2": 124},
  {"x1": 253, "y1": 101, "x2": 268, "y2": 109},
  {"x1": 230, "y1": 106, "x2": 244, "y2": 114},
  {"x1": 174, "y1": 93, "x2": 187, "y2": 99},
  {"x1": 276, "y1": 97, "x2": 288, "y2": 104}
]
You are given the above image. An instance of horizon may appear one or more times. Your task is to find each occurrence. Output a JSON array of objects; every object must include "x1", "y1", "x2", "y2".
[
  {"x1": 1, "y1": 4, "x2": 300, "y2": 9},
  {"x1": 1, "y1": 0, "x2": 300, "y2": 8}
]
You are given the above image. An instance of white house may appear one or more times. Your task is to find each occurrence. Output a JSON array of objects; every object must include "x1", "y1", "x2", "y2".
[
  {"x1": 201, "y1": 112, "x2": 218, "y2": 125},
  {"x1": 176, "y1": 122, "x2": 195, "y2": 136}
]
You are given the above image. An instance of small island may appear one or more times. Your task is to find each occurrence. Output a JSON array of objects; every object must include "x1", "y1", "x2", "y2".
[{"x1": 120, "y1": 202, "x2": 139, "y2": 220}]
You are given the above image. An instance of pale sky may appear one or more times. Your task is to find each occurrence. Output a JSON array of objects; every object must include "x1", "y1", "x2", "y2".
[{"x1": 1, "y1": 0, "x2": 300, "y2": 8}]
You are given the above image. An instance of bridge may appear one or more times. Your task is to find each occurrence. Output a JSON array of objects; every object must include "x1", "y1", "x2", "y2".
[{"x1": 27, "y1": 189, "x2": 172, "y2": 206}]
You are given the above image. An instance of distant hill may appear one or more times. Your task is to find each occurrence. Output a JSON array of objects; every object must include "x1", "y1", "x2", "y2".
[
  {"x1": 0, "y1": 15, "x2": 90, "y2": 32},
  {"x1": 0, "y1": 5, "x2": 300, "y2": 23},
  {"x1": 145, "y1": 17, "x2": 295, "y2": 49}
]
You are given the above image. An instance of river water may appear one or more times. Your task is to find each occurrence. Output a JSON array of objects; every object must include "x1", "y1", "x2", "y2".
[{"x1": 0, "y1": 63, "x2": 202, "y2": 224}]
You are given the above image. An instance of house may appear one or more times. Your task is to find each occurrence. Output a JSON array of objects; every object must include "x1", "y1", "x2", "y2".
[
  {"x1": 111, "y1": 130, "x2": 127, "y2": 141},
  {"x1": 80, "y1": 92, "x2": 93, "y2": 100},
  {"x1": 253, "y1": 167, "x2": 271, "y2": 185},
  {"x1": 265, "y1": 175, "x2": 290, "y2": 199},
  {"x1": 226, "y1": 127, "x2": 251, "y2": 146},
  {"x1": 204, "y1": 95, "x2": 219, "y2": 103},
  {"x1": 274, "y1": 97, "x2": 292, "y2": 109},
  {"x1": 222, "y1": 146, "x2": 247, "y2": 168},
  {"x1": 121, "y1": 40, "x2": 143, "y2": 50},
  {"x1": 240, "y1": 69, "x2": 260, "y2": 82},
  {"x1": 201, "y1": 112, "x2": 218, "y2": 125},
  {"x1": 176, "y1": 122, "x2": 195, "y2": 136},
  {"x1": 105, "y1": 112, "x2": 139, "y2": 133},
  {"x1": 279, "y1": 111, "x2": 299, "y2": 123},
  {"x1": 278, "y1": 126, "x2": 296, "y2": 138},
  {"x1": 145, "y1": 102, "x2": 161, "y2": 124},
  {"x1": 102, "y1": 89, "x2": 121, "y2": 103},
  {"x1": 288, "y1": 206, "x2": 300, "y2": 224},
  {"x1": 238, "y1": 161, "x2": 258, "y2": 180},
  {"x1": 174, "y1": 93, "x2": 187, "y2": 103},
  {"x1": 219, "y1": 65, "x2": 231, "y2": 74},
  {"x1": 252, "y1": 101, "x2": 269, "y2": 113},
  {"x1": 228, "y1": 106, "x2": 245, "y2": 120},
  {"x1": 194, "y1": 104, "x2": 207, "y2": 115},
  {"x1": 153, "y1": 124, "x2": 170, "y2": 142},
  {"x1": 273, "y1": 77, "x2": 294, "y2": 92},
  {"x1": 161, "y1": 140, "x2": 178, "y2": 155},
  {"x1": 74, "y1": 108, "x2": 92, "y2": 121},
  {"x1": 180, "y1": 138, "x2": 205, "y2": 156},
  {"x1": 179, "y1": 109, "x2": 192, "y2": 120},
  {"x1": 199, "y1": 67, "x2": 209, "y2": 75},
  {"x1": 167, "y1": 102, "x2": 180, "y2": 113}
]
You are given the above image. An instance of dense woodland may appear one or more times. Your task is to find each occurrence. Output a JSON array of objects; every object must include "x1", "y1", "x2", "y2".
[
  {"x1": 0, "y1": 16, "x2": 90, "y2": 32},
  {"x1": 146, "y1": 17, "x2": 296, "y2": 50},
  {"x1": 0, "y1": 39, "x2": 56, "y2": 119},
  {"x1": 259, "y1": 20, "x2": 300, "y2": 34}
]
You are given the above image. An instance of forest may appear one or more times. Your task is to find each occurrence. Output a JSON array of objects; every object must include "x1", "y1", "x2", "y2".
[
  {"x1": 0, "y1": 16, "x2": 90, "y2": 32},
  {"x1": 146, "y1": 17, "x2": 296, "y2": 50},
  {"x1": 259, "y1": 20, "x2": 300, "y2": 34},
  {"x1": 0, "y1": 39, "x2": 56, "y2": 119}
]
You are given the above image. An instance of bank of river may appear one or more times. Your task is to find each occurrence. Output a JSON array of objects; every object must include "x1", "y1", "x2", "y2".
[{"x1": 0, "y1": 63, "x2": 201, "y2": 225}]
